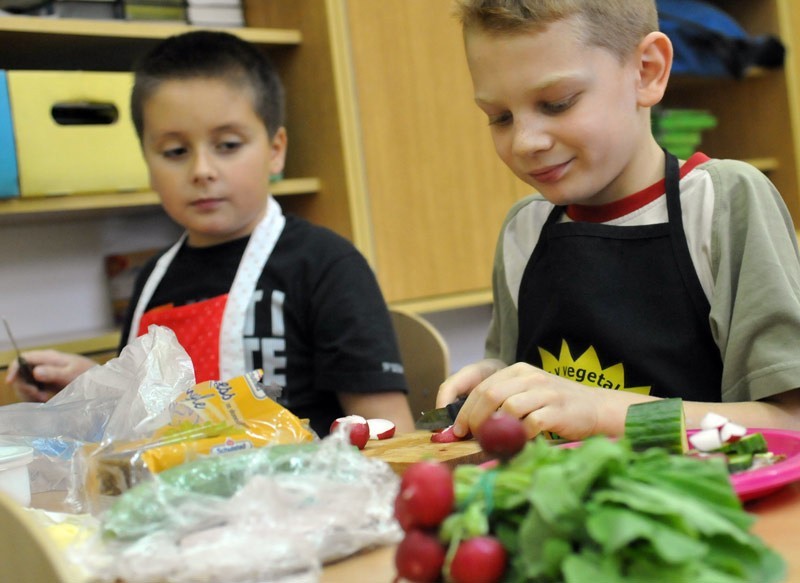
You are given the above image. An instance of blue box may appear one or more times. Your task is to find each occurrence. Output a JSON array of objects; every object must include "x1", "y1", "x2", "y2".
[{"x1": 0, "y1": 72, "x2": 19, "y2": 198}]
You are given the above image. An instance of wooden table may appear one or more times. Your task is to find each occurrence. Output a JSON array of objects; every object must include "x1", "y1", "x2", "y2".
[
  {"x1": 321, "y1": 481, "x2": 800, "y2": 582},
  {"x1": 24, "y1": 437, "x2": 800, "y2": 582}
]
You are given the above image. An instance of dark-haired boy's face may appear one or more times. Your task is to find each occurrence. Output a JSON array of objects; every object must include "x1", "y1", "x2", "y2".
[
  {"x1": 466, "y1": 17, "x2": 657, "y2": 206},
  {"x1": 140, "y1": 78, "x2": 286, "y2": 247}
]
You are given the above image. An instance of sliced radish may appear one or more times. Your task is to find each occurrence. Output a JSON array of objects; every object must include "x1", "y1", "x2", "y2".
[
  {"x1": 430, "y1": 425, "x2": 471, "y2": 443},
  {"x1": 367, "y1": 418, "x2": 396, "y2": 440},
  {"x1": 330, "y1": 415, "x2": 370, "y2": 449},
  {"x1": 689, "y1": 427, "x2": 724, "y2": 452},
  {"x1": 699, "y1": 411, "x2": 729, "y2": 430},
  {"x1": 720, "y1": 421, "x2": 747, "y2": 443}
]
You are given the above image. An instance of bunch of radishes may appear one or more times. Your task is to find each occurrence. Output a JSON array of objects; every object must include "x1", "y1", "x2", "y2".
[{"x1": 394, "y1": 412, "x2": 528, "y2": 583}]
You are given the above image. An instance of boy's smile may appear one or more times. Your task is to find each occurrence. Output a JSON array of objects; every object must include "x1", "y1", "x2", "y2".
[{"x1": 465, "y1": 16, "x2": 664, "y2": 207}]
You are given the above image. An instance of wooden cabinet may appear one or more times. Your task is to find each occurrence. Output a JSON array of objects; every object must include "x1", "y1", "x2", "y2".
[
  {"x1": 249, "y1": 0, "x2": 800, "y2": 310},
  {"x1": 0, "y1": 17, "x2": 321, "y2": 219},
  {"x1": 2, "y1": 0, "x2": 800, "y2": 358},
  {"x1": 245, "y1": 0, "x2": 531, "y2": 312}
]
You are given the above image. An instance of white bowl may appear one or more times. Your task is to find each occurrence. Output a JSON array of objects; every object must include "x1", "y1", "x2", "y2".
[{"x1": 0, "y1": 446, "x2": 33, "y2": 507}]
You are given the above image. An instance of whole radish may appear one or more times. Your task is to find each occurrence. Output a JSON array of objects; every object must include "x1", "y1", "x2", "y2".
[
  {"x1": 448, "y1": 536, "x2": 507, "y2": 583},
  {"x1": 477, "y1": 411, "x2": 528, "y2": 461},
  {"x1": 395, "y1": 529, "x2": 447, "y2": 583},
  {"x1": 395, "y1": 461, "x2": 454, "y2": 529}
]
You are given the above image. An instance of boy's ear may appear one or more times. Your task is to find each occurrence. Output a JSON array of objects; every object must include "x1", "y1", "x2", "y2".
[
  {"x1": 269, "y1": 127, "x2": 288, "y2": 175},
  {"x1": 635, "y1": 31, "x2": 673, "y2": 107}
]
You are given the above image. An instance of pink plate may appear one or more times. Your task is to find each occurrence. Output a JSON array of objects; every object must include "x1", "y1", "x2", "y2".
[{"x1": 717, "y1": 428, "x2": 800, "y2": 502}]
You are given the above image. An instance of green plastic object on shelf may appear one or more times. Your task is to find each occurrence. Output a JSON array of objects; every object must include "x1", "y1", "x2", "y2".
[{"x1": 652, "y1": 107, "x2": 718, "y2": 158}]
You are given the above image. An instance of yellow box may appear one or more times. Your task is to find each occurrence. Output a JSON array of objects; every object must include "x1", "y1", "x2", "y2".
[{"x1": 7, "y1": 71, "x2": 149, "y2": 197}]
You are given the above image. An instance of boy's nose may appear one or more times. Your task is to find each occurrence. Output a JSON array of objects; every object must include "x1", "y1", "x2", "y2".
[
  {"x1": 512, "y1": 119, "x2": 553, "y2": 156},
  {"x1": 191, "y1": 151, "x2": 218, "y2": 183}
]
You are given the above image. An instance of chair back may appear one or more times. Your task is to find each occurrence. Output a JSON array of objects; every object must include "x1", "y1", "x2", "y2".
[{"x1": 389, "y1": 308, "x2": 451, "y2": 418}]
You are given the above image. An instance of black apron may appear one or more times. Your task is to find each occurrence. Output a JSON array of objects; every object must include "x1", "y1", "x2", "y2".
[{"x1": 515, "y1": 151, "x2": 722, "y2": 401}]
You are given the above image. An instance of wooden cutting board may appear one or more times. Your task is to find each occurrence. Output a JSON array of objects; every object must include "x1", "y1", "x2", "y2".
[{"x1": 361, "y1": 430, "x2": 489, "y2": 474}]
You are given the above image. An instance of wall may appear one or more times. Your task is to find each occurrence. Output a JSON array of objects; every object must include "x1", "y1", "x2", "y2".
[{"x1": 0, "y1": 211, "x2": 181, "y2": 349}]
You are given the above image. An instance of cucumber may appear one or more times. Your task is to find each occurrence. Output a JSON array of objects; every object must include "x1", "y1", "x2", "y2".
[
  {"x1": 726, "y1": 453, "x2": 754, "y2": 473},
  {"x1": 625, "y1": 398, "x2": 688, "y2": 454},
  {"x1": 721, "y1": 432, "x2": 768, "y2": 456}
]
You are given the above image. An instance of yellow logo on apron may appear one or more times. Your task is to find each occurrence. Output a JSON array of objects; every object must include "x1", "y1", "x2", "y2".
[{"x1": 538, "y1": 339, "x2": 651, "y2": 395}]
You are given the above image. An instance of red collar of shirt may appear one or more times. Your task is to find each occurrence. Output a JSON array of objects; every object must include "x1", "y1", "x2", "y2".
[{"x1": 566, "y1": 152, "x2": 710, "y2": 223}]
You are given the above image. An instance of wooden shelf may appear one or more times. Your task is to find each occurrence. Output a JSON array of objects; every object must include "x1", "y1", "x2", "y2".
[
  {"x1": 0, "y1": 16, "x2": 301, "y2": 70},
  {"x1": 0, "y1": 15, "x2": 301, "y2": 44},
  {"x1": 0, "y1": 177, "x2": 321, "y2": 219},
  {"x1": 0, "y1": 329, "x2": 120, "y2": 369}
]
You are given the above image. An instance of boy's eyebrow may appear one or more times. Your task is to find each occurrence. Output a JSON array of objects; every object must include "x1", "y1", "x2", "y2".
[{"x1": 474, "y1": 71, "x2": 585, "y2": 105}]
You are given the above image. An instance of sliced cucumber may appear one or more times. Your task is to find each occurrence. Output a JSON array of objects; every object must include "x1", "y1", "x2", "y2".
[
  {"x1": 726, "y1": 453, "x2": 754, "y2": 473},
  {"x1": 721, "y1": 432, "x2": 768, "y2": 456},
  {"x1": 625, "y1": 398, "x2": 688, "y2": 454}
]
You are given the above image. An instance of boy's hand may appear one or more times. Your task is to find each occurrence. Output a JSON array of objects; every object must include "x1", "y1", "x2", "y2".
[
  {"x1": 435, "y1": 358, "x2": 507, "y2": 408},
  {"x1": 5, "y1": 350, "x2": 96, "y2": 402},
  {"x1": 450, "y1": 362, "x2": 651, "y2": 441}
]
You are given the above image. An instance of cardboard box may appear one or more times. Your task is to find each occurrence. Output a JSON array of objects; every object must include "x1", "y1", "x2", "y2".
[
  {"x1": 7, "y1": 71, "x2": 149, "y2": 197},
  {"x1": 0, "y1": 72, "x2": 19, "y2": 198}
]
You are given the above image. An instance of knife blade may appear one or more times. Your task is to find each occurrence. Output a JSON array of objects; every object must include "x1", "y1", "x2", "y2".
[
  {"x1": 2, "y1": 316, "x2": 42, "y2": 389},
  {"x1": 415, "y1": 396, "x2": 468, "y2": 430}
]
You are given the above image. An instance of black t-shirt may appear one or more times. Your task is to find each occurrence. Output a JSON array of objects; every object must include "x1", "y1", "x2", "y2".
[{"x1": 120, "y1": 214, "x2": 408, "y2": 436}]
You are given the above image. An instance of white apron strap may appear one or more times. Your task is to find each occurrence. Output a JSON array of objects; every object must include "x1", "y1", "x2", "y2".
[{"x1": 219, "y1": 196, "x2": 285, "y2": 379}]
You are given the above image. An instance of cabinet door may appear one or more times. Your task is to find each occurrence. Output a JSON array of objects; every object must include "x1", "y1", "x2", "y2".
[{"x1": 345, "y1": 0, "x2": 530, "y2": 305}]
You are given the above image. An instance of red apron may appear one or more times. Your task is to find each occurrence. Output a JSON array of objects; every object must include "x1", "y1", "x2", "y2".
[
  {"x1": 129, "y1": 196, "x2": 286, "y2": 382},
  {"x1": 138, "y1": 294, "x2": 228, "y2": 383}
]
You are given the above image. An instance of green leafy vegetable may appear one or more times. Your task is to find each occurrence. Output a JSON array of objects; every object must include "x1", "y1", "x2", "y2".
[{"x1": 443, "y1": 437, "x2": 785, "y2": 583}]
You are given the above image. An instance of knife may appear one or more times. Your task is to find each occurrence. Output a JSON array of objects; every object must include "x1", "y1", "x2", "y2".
[
  {"x1": 2, "y1": 317, "x2": 42, "y2": 389},
  {"x1": 415, "y1": 396, "x2": 468, "y2": 430}
]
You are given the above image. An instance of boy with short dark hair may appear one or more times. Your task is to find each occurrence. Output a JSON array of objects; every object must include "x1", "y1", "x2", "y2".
[
  {"x1": 438, "y1": 0, "x2": 800, "y2": 440},
  {"x1": 8, "y1": 30, "x2": 415, "y2": 437}
]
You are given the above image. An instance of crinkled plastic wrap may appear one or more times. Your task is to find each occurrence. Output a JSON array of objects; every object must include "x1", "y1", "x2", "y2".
[
  {"x1": 0, "y1": 325, "x2": 315, "y2": 515},
  {"x1": 69, "y1": 430, "x2": 402, "y2": 583},
  {"x1": 0, "y1": 325, "x2": 195, "y2": 512},
  {"x1": 84, "y1": 364, "x2": 315, "y2": 514}
]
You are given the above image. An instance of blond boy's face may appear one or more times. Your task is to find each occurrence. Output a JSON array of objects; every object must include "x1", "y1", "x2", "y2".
[
  {"x1": 466, "y1": 17, "x2": 660, "y2": 206},
  {"x1": 140, "y1": 77, "x2": 286, "y2": 247}
]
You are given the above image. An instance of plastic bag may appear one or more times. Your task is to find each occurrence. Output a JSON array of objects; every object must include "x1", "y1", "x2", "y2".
[
  {"x1": 83, "y1": 368, "x2": 316, "y2": 514},
  {"x1": 68, "y1": 429, "x2": 402, "y2": 583},
  {"x1": 0, "y1": 325, "x2": 194, "y2": 511}
]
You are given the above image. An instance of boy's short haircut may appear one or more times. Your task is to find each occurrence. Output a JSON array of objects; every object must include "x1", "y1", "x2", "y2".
[
  {"x1": 130, "y1": 30, "x2": 285, "y2": 140},
  {"x1": 453, "y1": 0, "x2": 658, "y2": 61}
]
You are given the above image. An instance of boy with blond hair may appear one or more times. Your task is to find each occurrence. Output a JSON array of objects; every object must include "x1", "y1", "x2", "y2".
[{"x1": 438, "y1": 0, "x2": 800, "y2": 440}]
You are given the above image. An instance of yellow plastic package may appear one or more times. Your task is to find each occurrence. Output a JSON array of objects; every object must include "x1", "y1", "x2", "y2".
[{"x1": 85, "y1": 369, "x2": 314, "y2": 508}]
